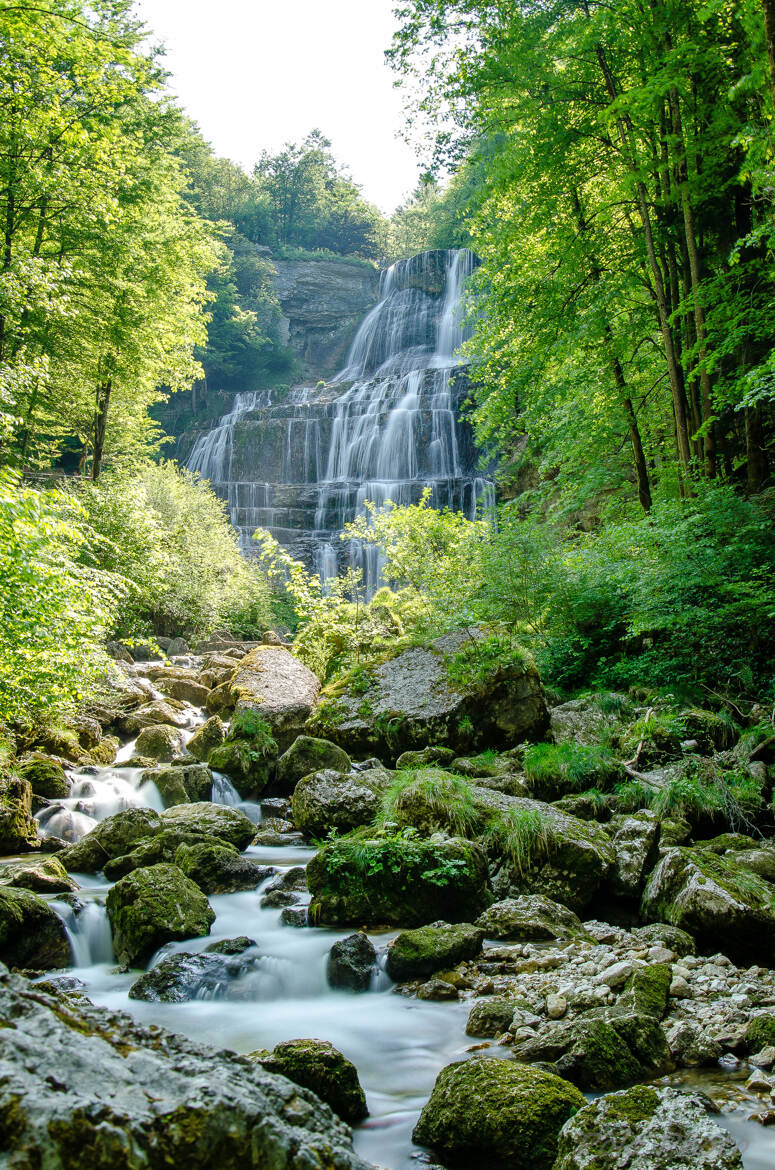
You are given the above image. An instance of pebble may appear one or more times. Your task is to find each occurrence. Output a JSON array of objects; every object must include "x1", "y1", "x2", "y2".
[
  {"x1": 546, "y1": 993, "x2": 567, "y2": 1020},
  {"x1": 750, "y1": 1047, "x2": 775, "y2": 1069},
  {"x1": 670, "y1": 976, "x2": 693, "y2": 999},
  {"x1": 593, "y1": 960, "x2": 633, "y2": 989}
]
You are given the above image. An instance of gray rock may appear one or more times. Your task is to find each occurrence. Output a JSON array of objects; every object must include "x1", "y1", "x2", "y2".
[
  {"x1": 292, "y1": 767, "x2": 390, "y2": 838},
  {"x1": 187, "y1": 716, "x2": 227, "y2": 763},
  {"x1": 0, "y1": 966, "x2": 372, "y2": 1169},
  {"x1": 135, "y1": 723, "x2": 189, "y2": 763},
  {"x1": 475, "y1": 895, "x2": 584, "y2": 941},
  {"x1": 554, "y1": 1084, "x2": 743, "y2": 1169},
  {"x1": 160, "y1": 802, "x2": 255, "y2": 850},
  {"x1": 231, "y1": 646, "x2": 321, "y2": 748},
  {"x1": 275, "y1": 735, "x2": 351, "y2": 794},
  {"x1": 326, "y1": 933, "x2": 377, "y2": 992},
  {"x1": 465, "y1": 998, "x2": 516, "y2": 1038},
  {"x1": 129, "y1": 946, "x2": 259, "y2": 1002},
  {"x1": 0, "y1": 886, "x2": 71, "y2": 969},
  {"x1": 607, "y1": 810, "x2": 660, "y2": 898},
  {"x1": 386, "y1": 921, "x2": 484, "y2": 981},
  {"x1": 550, "y1": 695, "x2": 629, "y2": 745}
]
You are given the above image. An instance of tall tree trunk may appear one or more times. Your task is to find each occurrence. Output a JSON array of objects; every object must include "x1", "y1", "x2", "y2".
[
  {"x1": 92, "y1": 379, "x2": 112, "y2": 481},
  {"x1": 745, "y1": 405, "x2": 768, "y2": 491}
]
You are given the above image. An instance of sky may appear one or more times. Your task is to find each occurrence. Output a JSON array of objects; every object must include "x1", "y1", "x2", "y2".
[{"x1": 133, "y1": 0, "x2": 423, "y2": 213}]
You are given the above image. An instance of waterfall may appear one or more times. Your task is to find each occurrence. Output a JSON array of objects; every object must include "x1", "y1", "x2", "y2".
[{"x1": 187, "y1": 249, "x2": 494, "y2": 588}]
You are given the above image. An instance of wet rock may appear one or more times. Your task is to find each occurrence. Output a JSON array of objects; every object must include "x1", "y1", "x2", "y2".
[
  {"x1": 118, "y1": 700, "x2": 190, "y2": 734},
  {"x1": 280, "y1": 906, "x2": 308, "y2": 927},
  {"x1": 58, "y1": 806, "x2": 163, "y2": 873},
  {"x1": 307, "y1": 836, "x2": 491, "y2": 927},
  {"x1": 230, "y1": 646, "x2": 321, "y2": 748},
  {"x1": 160, "y1": 802, "x2": 255, "y2": 849},
  {"x1": 515, "y1": 1013, "x2": 671, "y2": 1090},
  {"x1": 641, "y1": 845, "x2": 775, "y2": 964},
  {"x1": 128, "y1": 946, "x2": 259, "y2": 1002},
  {"x1": 0, "y1": 855, "x2": 76, "y2": 894},
  {"x1": 254, "y1": 1038, "x2": 368, "y2": 1124},
  {"x1": 0, "y1": 886, "x2": 71, "y2": 969},
  {"x1": 606, "y1": 810, "x2": 660, "y2": 898},
  {"x1": 16, "y1": 754, "x2": 70, "y2": 799},
  {"x1": 465, "y1": 998, "x2": 516, "y2": 1038},
  {"x1": 0, "y1": 966, "x2": 371, "y2": 1169},
  {"x1": 475, "y1": 895, "x2": 584, "y2": 941},
  {"x1": 0, "y1": 772, "x2": 38, "y2": 852},
  {"x1": 141, "y1": 763, "x2": 212, "y2": 807},
  {"x1": 664, "y1": 1020, "x2": 723, "y2": 1067},
  {"x1": 554, "y1": 1084, "x2": 743, "y2": 1169},
  {"x1": 186, "y1": 715, "x2": 227, "y2": 762},
  {"x1": 326, "y1": 933, "x2": 376, "y2": 992},
  {"x1": 309, "y1": 630, "x2": 549, "y2": 761},
  {"x1": 174, "y1": 840, "x2": 271, "y2": 894},
  {"x1": 275, "y1": 735, "x2": 351, "y2": 794},
  {"x1": 157, "y1": 678, "x2": 210, "y2": 706},
  {"x1": 105, "y1": 863, "x2": 215, "y2": 966},
  {"x1": 417, "y1": 976, "x2": 459, "y2": 1000},
  {"x1": 292, "y1": 767, "x2": 390, "y2": 838},
  {"x1": 386, "y1": 921, "x2": 484, "y2": 981},
  {"x1": 413, "y1": 1056, "x2": 585, "y2": 1170},
  {"x1": 135, "y1": 723, "x2": 189, "y2": 763},
  {"x1": 252, "y1": 829, "x2": 306, "y2": 848}
]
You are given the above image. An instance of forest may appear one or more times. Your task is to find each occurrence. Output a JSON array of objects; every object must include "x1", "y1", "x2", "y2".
[{"x1": 1, "y1": 2, "x2": 775, "y2": 1168}]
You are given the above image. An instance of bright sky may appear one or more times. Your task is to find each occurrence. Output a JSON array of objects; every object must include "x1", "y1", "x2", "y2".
[{"x1": 133, "y1": 0, "x2": 423, "y2": 213}]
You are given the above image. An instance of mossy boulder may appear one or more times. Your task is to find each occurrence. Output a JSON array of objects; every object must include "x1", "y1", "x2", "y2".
[
  {"x1": 135, "y1": 723, "x2": 188, "y2": 763},
  {"x1": 103, "y1": 829, "x2": 204, "y2": 880},
  {"x1": 292, "y1": 767, "x2": 389, "y2": 839},
  {"x1": 58, "y1": 806, "x2": 163, "y2": 873},
  {"x1": 515, "y1": 1014, "x2": 671, "y2": 1091},
  {"x1": 230, "y1": 646, "x2": 321, "y2": 749},
  {"x1": 523, "y1": 743, "x2": 624, "y2": 802},
  {"x1": 465, "y1": 998, "x2": 517, "y2": 1038},
  {"x1": 396, "y1": 746, "x2": 456, "y2": 769},
  {"x1": 140, "y1": 763, "x2": 212, "y2": 807},
  {"x1": 254, "y1": 1038, "x2": 367, "y2": 1124},
  {"x1": 413, "y1": 1056, "x2": 585, "y2": 1169},
  {"x1": 174, "y1": 841, "x2": 271, "y2": 894},
  {"x1": 326, "y1": 932, "x2": 376, "y2": 992},
  {"x1": 0, "y1": 886, "x2": 71, "y2": 969},
  {"x1": 307, "y1": 836, "x2": 492, "y2": 927},
  {"x1": 105, "y1": 863, "x2": 215, "y2": 966},
  {"x1": 276, "y1": 736, "x2": 352, "y2": 794},
  {"x1": 0, "y1": 773, "x2": 38, "y2": 853},
  {"x1": 16, "y1": 755, "x2": 69, "y2": 800},
  {"x1": 0, "y1": 856, "x2": 75, "y2": 894},
  {"x1": 386, "y1": 921, "x2": 484, "y2": 981},
  {"x1": 554, "y1": 1084, "x2": 744, "y2": 1170},
  {"x1": 745, "y1": 1013, "x2": 775, "y2": 1053},
  {"x1": 186, "y1": 715, "x2": 226, "y2": 762},
  {"x1": 641, "y1": 845, "x2": 775, "y2": 963},
  {"x1": 208, "y1": 710, "x2": 279, "y2": 796},
  {"x1": 475, "y1": 895, "x2": 584, "y2": 941},
  {"x1": 160, "y1": 803, "x2": 255, "y2": 850},
  {"x1": 618, "y1": 963, "x2": 672, "y2": 1020}
]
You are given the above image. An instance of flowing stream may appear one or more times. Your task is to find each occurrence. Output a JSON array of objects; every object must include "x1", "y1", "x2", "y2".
[{"x1": 187, "y1": 249, "x2": 495, "y2": 592}]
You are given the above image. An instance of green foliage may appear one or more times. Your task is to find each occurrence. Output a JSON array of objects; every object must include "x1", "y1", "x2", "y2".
[
  {"x1": 0, "y1": 469, "x2": 124, "y2": 726},
  {"x1": 229, "y1": 710, "x2": 277, "y2": 755},
  {"x1": 446, "y1": 635, "x2": 532, "y2": 690},
  {"x1": 378, "y1": 768, "x2": 485, "y2": 838},
  {"x1": 483, "y1": 807, "x2": 550, "y2": 876},
  {"x1": 612, "y1": 781, "x2": 653, "y2": 814},
  {"x1": 650, "y1": 760, "x2": 765, "y2": 831},
  {"x1": 322, "y1": 827, "x2": 470, "y2": 889},
  {"x1": 72, "y1": 461, "x2": 273, "y2": 639},
  {"x1": 523, "y1": 743, "x2": 620, "y2": 792}
]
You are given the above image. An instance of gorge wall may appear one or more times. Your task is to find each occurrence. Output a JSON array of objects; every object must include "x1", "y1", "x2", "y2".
[{"x1": 187, "y1": 249, "x2": 493, "y2": 591}]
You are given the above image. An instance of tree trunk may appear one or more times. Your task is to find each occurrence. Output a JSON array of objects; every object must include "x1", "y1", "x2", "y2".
[
  {"x1": 762, "y1": 0, "x2": 775, "y2": 106},
  {"x1": 745, "y1": 405, "x2": 769, "y2": 491},
  {"x1": 92, "y1": 379, "x2": 112, "y2": 481}
]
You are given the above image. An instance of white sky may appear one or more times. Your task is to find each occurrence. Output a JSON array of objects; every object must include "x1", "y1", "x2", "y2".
[{"x1": 133, "y1": 0, "x2": 423, "y2": 213}]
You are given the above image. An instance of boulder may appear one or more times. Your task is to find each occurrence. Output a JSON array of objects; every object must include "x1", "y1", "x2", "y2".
[
  {"x1": 553, "y1": 1084, "x2": 743, "y2": 1170},
  {"x1": 105, "y1": 863, "x2": 215, "y2": 966},
  {"x1": 292, "y1": 767, "x2": 389, "y2": 839},
  {"x1": 618, "y1": 963, "x2": 672, "y2": 1019},
  {"x1": 307, "y1": 836, "x2": 491, "y2": 927},
  {"x1": 0, "y1": 886, "x2": 71, "y2": 969},
  {"x1": 157, "y1": 678, "x2": 210, "y2": 706},
  {"x1": 187, "y1": 715, "x2": 226, "y2": 762},
  {"x1": 514, "y1": 1013, "x2": 672, "y2": 1090},
  {"x1": 475, "y1": 895, "x2": 584, "y2": 941},
  {"x1": 253, "y1": 1039, "x2": 367, "y2": 1124},
  {"x1": 386, "y1": 921, "x2": 484, "y2": 982},
  {"x1": 135, "y1": 724, "x2": 188, "y2": 763},
  {"x1": 103, "y1": 828, "x2": 204, "y2": 880},
  {"x1": 197, "y1": 656, "x2": 237, "y2": 689},
  {"x1": 395, "y1": 746, "x2": 455, "y2": 769},
  {"x1": 606, "y1": 810, "x2": 661, "y2": 899},
  {"x1": 58, "y1": 807, "x2": 162, "y2": 873},
  {"x1": 630, "y1": 922, "x2": 695, "y2": 956},
  {"x1": 174, "y1": 841, "x2": 271, "y2": 894},
  {"x1": 413, "y1": 1056, "x2": 585, "y2": 1170},
  {"x1": 16, "y1": 754, "x2": 69, "y2": 799},
  {"x1": 0, "y1": 966, "x2": 371, "y2": 1170},
  {"x1": 326, "y1": 933, "x2": 376, "y2": 992},
  {"x1": 206, "y1": 681, "x2": 236, "y2": 715},
  {"x1": 167, "y1": 635, "x2": 189, "y2": 656},
  {"x1": 119, "y1": 700, "x2": 190, "y2": 734},
  {"x1": 276, "y1": 736, "x2": 351, "y2": 794},
  {"x1": 129, "y1": 943, "x2": 259, "y2": 1002},
  {"x1": 550, "y1": 696, "x2": 629, "y2": 745},
  {"x1": 465, "y1": 998, "x2": 517, "y2": 1038},
  {"x1": 230, "y1": 646, "x2": 321, "y2": 747},
  {"x1": 141, "y1": 763, "x2": 212, "y2": 806},
  {"x1": 308, "y1": 631, "x2": 549, "y2": 761},
  {"x1": 160, "y1": 803, "x2": 255, "y2": 850},
  {"x1": 0, "y1": 855, "x2": 76, "y2": 894},
  {"x1": 0, "y1": 772, "x2": 38, "y2": 852},
  {"x1": 641, "y1": 845, "x2": 775, "y2": 963}
]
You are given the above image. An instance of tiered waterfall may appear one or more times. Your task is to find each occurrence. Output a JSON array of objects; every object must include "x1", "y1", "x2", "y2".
[{"x1": 187, "y1": 248, "x2": 493, "y2": 591}]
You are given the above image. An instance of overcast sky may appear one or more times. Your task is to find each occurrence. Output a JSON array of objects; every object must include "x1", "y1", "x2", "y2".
[{"x1": 133, "y1": 0, "x2": 422, "y2": 213}]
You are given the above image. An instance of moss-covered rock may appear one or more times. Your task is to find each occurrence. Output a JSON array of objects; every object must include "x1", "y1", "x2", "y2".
[
  {"x1": 386, "y1": 921, "x2": 484, "y2": 981},
  {"x1": 160, "y1": 803, "x2": 255, "y2": 849},
  {"x1": 641, "y1": 845, "x2": 775, "y2": 963},
  {"x1": 105, "y1": 863, "x2": 215, "y2": 966},
  {"x1": 292, "y1": 767, "x2": 389, "y2": 839},
  {"x1": 0, "y1": 886, "x2": 71, "y2": 969},
  {"x1": 276, "y1": 736, "x2": 351, "y2": 794},
  {"x1": 58, "y1": 807, "x2": 162, "y2": 873},
  {"x1": 619, "y1": 962, "x2": 672, "y2": 1019},
  {"x1": 307, "y1": 835, "x2": 492, "y2": 927},
  {"x1": 103, "y1": 829, "x2": 202, "y2": 880},
  {"x1": 465, "y1": 998, "x2": 516, "y2": 1038},
  {"x1": 135, "y1": 724, "x2": 188, "y2": 763},
  {"x1": 514, "y1": 1014, "x2": 671, "y2": 1091},
  {"x1": 0, "y1": 772, "x2": 38, "y2": 853},
  {"x1": 0, "y1": 855, "x2": 75, "y2": 894},
  {"x1": 174, "y1": 841, "x2": 270, "y2": 894},
  {"x1": 395, "y1": 746, "x2": 455, "y2": 769},
  {"x1": 554, "y1": 1084, "x2": 744, "y2": 1170},
  {"x1": 630, "y1": 922, "x2": 695, "y2": 956},
  {"x1": 475, "y1": 895, "x2": 584, "y2": 941},
  {"x1": 413, "y1": 1056, "x2": 585, "y2": 1169},
  {"x1": 253, "y1": 1038, "x2": 368, "y2": 1124},
  {"x1": 523, "y1": 742, "x2": 624, "y2": 802},
  {"x1": 140, "y1": 763, "x2": 212, "y2": 807},
  {"x1": 745, "y1": 1013, "x2": 775, "y2": 1053},
  {"x1": 186, "y1": 715, "x2": 226, "y2": 762},
  {"x1": 16, "y1": 755, "x2": 69, "y2": 800},
  {"x1": 208, "y1": 709, "x2": 278, "y2": 796}
]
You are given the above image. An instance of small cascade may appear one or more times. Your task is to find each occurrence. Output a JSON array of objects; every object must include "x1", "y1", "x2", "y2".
[
  {"x1": 35, "y1": 766, "x2": 163, "y2": 842},
  {"x1": 53, "y1": 899, "x2": 114, "y2": 967},
  {"x1": 187, "y1": 249, "x2": 494, "y2": 590}
]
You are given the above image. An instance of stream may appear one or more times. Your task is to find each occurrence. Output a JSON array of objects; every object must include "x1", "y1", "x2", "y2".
[{"x1": 33, "y1": 693, "x2": 775, "y2": 1170}]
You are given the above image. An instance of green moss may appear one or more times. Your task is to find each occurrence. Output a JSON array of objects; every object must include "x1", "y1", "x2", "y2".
[
  {"x1": 620, "y1": 963, "x2": 671, "y2": 1019},
  {"x1": 16, "y1": 754, "x2": 69, "y2": 799},
  {"x1": 255, "y1": 1038, "x2": 368, "y2": 1123},
  {"x1": 600, "y1": 1083, "x2": 660, "y2": 1124},
  {"x1": 105, "y1": 863, "x2": 215, "y2": 966},
  {"x1": 379, "y1": 767, "x2": 485, "y2": 838},
  {"x1": 746, "y1": 1014, "x2": 775, "y2": 1053},
  {"x1": 524, "y1": 742, "x2": 623, "y2": 800}
]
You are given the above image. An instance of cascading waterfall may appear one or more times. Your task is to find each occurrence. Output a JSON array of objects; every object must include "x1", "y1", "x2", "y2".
[{"x1": 187, "y1": 249, "x2": 494, "y2": 591}]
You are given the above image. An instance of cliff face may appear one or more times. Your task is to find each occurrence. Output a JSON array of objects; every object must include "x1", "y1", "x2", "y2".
[{"x1": 272, "y1": 260, "x2": 379, "y2": 380}]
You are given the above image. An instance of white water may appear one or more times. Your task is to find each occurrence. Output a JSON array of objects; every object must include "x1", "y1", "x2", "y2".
[{"x1": 35, "y1": 766, "x2": 164, "y2": 843}]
